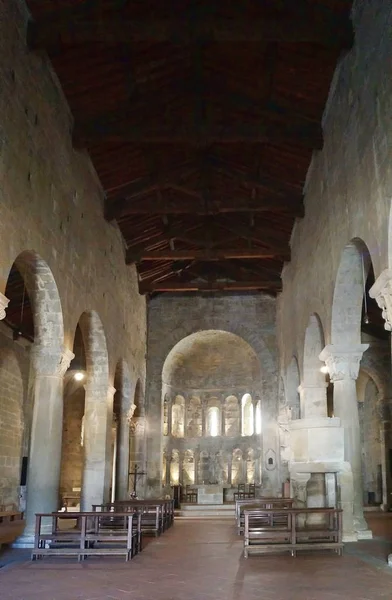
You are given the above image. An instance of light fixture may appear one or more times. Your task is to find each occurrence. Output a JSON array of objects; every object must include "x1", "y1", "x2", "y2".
[
  {"x1": 74, "y1": 371, "x2": 85, "y2": 382},
  {"x1": 320, "y1": 365, "x2": 329, "y2": 374}
]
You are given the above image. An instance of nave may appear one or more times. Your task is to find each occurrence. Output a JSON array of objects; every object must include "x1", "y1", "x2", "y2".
[{"x1": 1, "y1": 515, "x2": 392, "y2": 600}]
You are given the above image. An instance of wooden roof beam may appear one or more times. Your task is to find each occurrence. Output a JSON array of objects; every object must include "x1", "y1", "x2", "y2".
[
  {"x1": 106, "y1": 194, "x2": 304, "y2": 220},
  {"x1": 127, "y1": 248, "x2": 289, "y2": 264},
  {"x1": 74, "y1": 118, "x2": 322, "y2": 149},
  {"x1": 28, "y1": 13, "x2": 353, "y2": 50},
  {"x1": 138, "y1": 279, "x2": 282, "y2": 294}
]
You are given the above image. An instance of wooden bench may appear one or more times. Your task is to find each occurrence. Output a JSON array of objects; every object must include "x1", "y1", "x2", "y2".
[
  {"x1": 31, "y1": 511, "x2": 142, "y2": 562},
  {"x1": 235, "y1": 498, "x2": 294, "y2": 535},
  {"x1": 0, "y1": 509, "x2": 25, "y2": 546},
  {"x1": 243, "y1": 507, "x2": 343, "y2": 558},
  {"x1": 93, "y1": 500, "x2": 173, "y2": 536}
]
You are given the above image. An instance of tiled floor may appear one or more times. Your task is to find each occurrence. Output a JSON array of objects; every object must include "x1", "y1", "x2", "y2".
[{"x1": 1, "y1": 515, "x2": 392, "y2": 600}]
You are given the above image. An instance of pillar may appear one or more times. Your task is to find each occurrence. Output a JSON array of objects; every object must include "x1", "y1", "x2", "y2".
[
  {"x1": 167, "y1": 396, "x2": 173, "y2": 436},
  {"x1": 227, "y1": 454, "x2": 232, "y2": 485},
  {"x1": 19, "y1": 346, "x2": 74, "y2": 544},
  {"x1": 320, "y1": 344, "x2": 371, "y2": 536},
  {"x1": 370, "y1": 272, "x2": 392, "y2": 510},
  {"x1": 194, "y1": 450, "x2": 199, "y2": 484},
  {"x1": 201, "y1": 398, "x2": 207, "y2": 436},
  {"x1": 379, "y1": 398, "x2": 392, "y2": 511},
  {"x1": 298, "y1": 383, "x2": 328, "y2": 418},
  {"x1": 220, "y1": 400, "x2": 225, "y2": 436},
  {"x1": 166, "y1": 453, "x2": 171, "y2": 487},
  {"x1": 115, "y1": 402, "x2": 136, "y2": 500},
  {"x1": 81, "y1": 384, "x2": 115, "y2": 510}
]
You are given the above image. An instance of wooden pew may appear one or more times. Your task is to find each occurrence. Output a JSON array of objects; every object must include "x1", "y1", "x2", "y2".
[
  {"x1": 235, "y1": 498, "x2": 294, "y2": 535},
  {"x1": 31, "y1": 511, "x2": 141, "y2": 562},
  {"x1": 243, "y1": 507, "x2": 343, "y2": 558},
  {"x1": 0, "y1": 509, "x2": 25, "y2": 546},
  {"x1": 92, "y1": 500, "x2": 168, "y2": 537}
]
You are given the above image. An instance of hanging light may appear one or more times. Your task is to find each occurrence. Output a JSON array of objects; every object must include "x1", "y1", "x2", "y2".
[
  {"x1": 320, "y1": 365, "x2": 329, "y2": 374},
  {"x1": 362, "y1": 253, "x2": 370, "y2": 325},
  {"x1": 74, "y1": 371, "x2": 85, "y2": 382}
]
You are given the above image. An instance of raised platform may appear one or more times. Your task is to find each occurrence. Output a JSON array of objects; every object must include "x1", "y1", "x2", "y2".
[{"x1": 176, "y1": 503, "x2": 235, "y2": 519}]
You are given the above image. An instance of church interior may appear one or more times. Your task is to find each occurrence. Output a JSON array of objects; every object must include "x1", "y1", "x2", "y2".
[{"x1": 1, "y1": 0, "x2": 392, "y2": 598}]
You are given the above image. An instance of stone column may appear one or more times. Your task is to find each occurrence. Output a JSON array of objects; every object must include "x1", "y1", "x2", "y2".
[
  {"x1": 194, "y1": 450, "x2": 199, "y2": 484},
  {"x1": 167, "y1": 396, "x2": 173, "y2": 436},
  {"x1": 81, "y1": 384, "x2": 115, "y2": 510},
  {"x1": 221, "y1": 400, "x2": 225, "y2": 436},
  {"x1": 379, "y1": 398, "x2": 392, "y2": 511},
  {"x1": 0, "y1": 292, "x2": 9, "y2": 319},
  {"x1": 115, "y1": 402, "x2": 136, "y2": 500},
  {"x1": 18, "y1": 346, "x2": 74, "y2": 544},
  {"x1": 298, "y1": 383, "x2": 328, "y2": 418},
  {"x1": 227, "y1": 454, "x2": 232, "y2": 485},
  {"x1": 201, "y1": 398, "x2": 207, "y2": 436},
  {"x1": 166, "y1": 453, "x2": 171, "y2": 487},
  {"x1": 320, "y1": 344, "x2": 370, "y2": 536}
]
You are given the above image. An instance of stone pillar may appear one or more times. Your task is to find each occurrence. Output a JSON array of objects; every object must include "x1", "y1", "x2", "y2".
[
  {"x1": 319, "y1": 344, "x2": 371, "y2": 537},
  {"x1": 221, "y1": 401, "x2": 225, "y2": 436},
  {"x1": 165, "y1": 453, "x2": 171, "y2": 487},
  {"x1": 167, "y1": 396, "x2": 173, "y2": 436},
  {"x1": 194, "y1": 451, "x2": 199, "y2": 485},
  {"x1": 81, "y1": 384, "x2": 115, "y2": 510},
  {"x1": 298, "y1": 383, "x2": 328, "y2": 418},
  {"x1": 0, "y1": 292, "x2": 9, "y2": 319},
  {"x1": 201, "y1": 399, "x2": 207, "y2": 436},
  {"x1": 18, "y1": 347, "x2": 74, "y2": 544},
  {"x1": 115, "y1": 402, "x2": 136, "y2": 500},
  {"x1": 378, "y1": 398, "x2": 392, "y2": 511},
  {"x1": 227, "y1": 454, "x2": 232, "y2": 485}
]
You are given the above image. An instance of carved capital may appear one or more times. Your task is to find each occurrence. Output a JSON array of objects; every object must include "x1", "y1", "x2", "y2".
[
  {"x1": 0, "y1": 292, "x2": 9, "y2": 320},
  {"x1": 369, "y1": 269, "x2": 392, "y2": 331},
  {"x1": 107, "y1": 385, "x2": 116, "y2": 400},
  {"x1": 130, "y1": 417, "x2": 145, "y2": 435},
  {"x1": 319, "y1": 344, "x2": 369, "y2": 382},
  {"x1": 31, "y1": 345, "x2": 75, "y2": 377},
  {"x1": 57, "y1": 348, "x2": 75, "y2": 377},
  {"x1": 126, "y1": 403, "x2": 137, "y2": 423}
]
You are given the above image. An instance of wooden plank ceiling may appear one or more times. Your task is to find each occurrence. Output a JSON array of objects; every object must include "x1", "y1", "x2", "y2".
[{"x1": 26, "y1": 0, "x2": 354, "y2": 295}]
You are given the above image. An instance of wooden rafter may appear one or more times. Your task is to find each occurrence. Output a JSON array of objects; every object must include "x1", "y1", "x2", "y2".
[
  {"x1": 28, "y1": 11, "x2": 353, "y2": 49},
  {"x1": 138, "y1": 279, "x2": 282, "y2": 294},
  {"x1": 127, "y1": 248, "x2": 288, "y2": 264}
]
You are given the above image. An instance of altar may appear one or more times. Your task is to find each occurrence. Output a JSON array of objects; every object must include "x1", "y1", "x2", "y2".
[{"x1": 197, "y1": 485, "x2": 224, "y2": 504}]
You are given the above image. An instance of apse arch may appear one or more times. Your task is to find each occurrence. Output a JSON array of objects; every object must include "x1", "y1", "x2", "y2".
[{"x1": 162, "y1": 329, "x2": 262, "y2": 389}]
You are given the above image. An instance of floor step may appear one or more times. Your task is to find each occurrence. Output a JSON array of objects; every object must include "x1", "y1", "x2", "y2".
[{"x1": 175, "y1": 504, "x2": 235, "y2": 519}]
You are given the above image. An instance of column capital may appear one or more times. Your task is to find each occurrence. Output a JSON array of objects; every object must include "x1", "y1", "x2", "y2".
[
  {"x1": 108, "y1": 385, "x2": 117, "y2": 399},
  {"x1": 30, "y1": 345, "x2": 75, "y2": 376},
  {"x1": 0, "y1": 292, "x2": 9, "y2": 320},
  {"x1": 319, "y1": 344, "x2": 369, "y2": 382},
  {"x1": 125, "y1": 402, "x2": 137, "y2": 423},
  {"x1": 369, "y1": 269, "x2": 392, "y2": 331}
]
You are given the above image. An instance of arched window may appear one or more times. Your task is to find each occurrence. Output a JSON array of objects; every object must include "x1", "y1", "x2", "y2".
[
  {"x1": 207, "y1": 406, "x2": 220, "y2": 437},
  {"x1": 241, "y1": 393, "x2": 254, "y2": 436},
  {"x1": 224, "y1": 395, "x2": 240, "y2": 437},
  {"x1": 255, "y1": 400, "x2": 262, "y2": 435}
]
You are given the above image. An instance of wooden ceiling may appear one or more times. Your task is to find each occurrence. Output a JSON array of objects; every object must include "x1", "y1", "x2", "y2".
[{"x1": 25, "y1": 0, "x2": 354, "y2": 295}]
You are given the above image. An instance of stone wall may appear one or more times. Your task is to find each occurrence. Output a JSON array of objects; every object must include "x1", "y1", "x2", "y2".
[
  {"x1": 0, "y1": 328, "x2": 29, "y2": 507},
  {"x1": 0, "y1": 0, "x2": 146, "y2": 388},
  {"x1": 277, "y1": 0, "x2": 392, "y2": 375},
  {"x1": 0, "y1": 0, "x2": 147, "y2": 517},
  {"x1": 145, "y1": 293, "x2": 281, "y2": 497}
]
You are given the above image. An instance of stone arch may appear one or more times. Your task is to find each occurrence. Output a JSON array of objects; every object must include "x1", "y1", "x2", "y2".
[
  {"x1": 301, "y1": 314, "x2": 328, "y2": 418},
  {"x1": 285, "y1": 357, "x2": 301, "y2": 419},
  {"x1": 0, "y1": 348, "x2": 24, "y2": 508},
  {"x1": 6, "y1": 252, "x2": 66, "y2": 538},
  {"x1": 76, "y1": 311, "x2": 111, "y2": 509},
  {"x1": 5, "y1": 250, "x2": 64, "y2": 352},
  {"x1": 331, "y1": 238, "x2": 372, "y2": 345}
]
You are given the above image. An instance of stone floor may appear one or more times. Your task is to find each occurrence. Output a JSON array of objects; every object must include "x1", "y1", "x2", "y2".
[{"x1": 1, "y1": 514, "x2": 392, "y2": 599}]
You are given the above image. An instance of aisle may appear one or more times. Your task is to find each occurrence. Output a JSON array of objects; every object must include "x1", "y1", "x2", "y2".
[{"x1": 1, "y1": 519, "x2": 392, "y2": 600}]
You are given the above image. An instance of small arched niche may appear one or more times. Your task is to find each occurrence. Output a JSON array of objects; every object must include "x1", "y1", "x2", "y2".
[
  {"x1": 224, "y1": 395, "x2": 240, "y2": 437},
  {"x1": 206, "y1": 403, "x2": 221, "y2": 437},
  {"x1": 231, "y1": 448, "x2": 243, "y2": 485}
]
